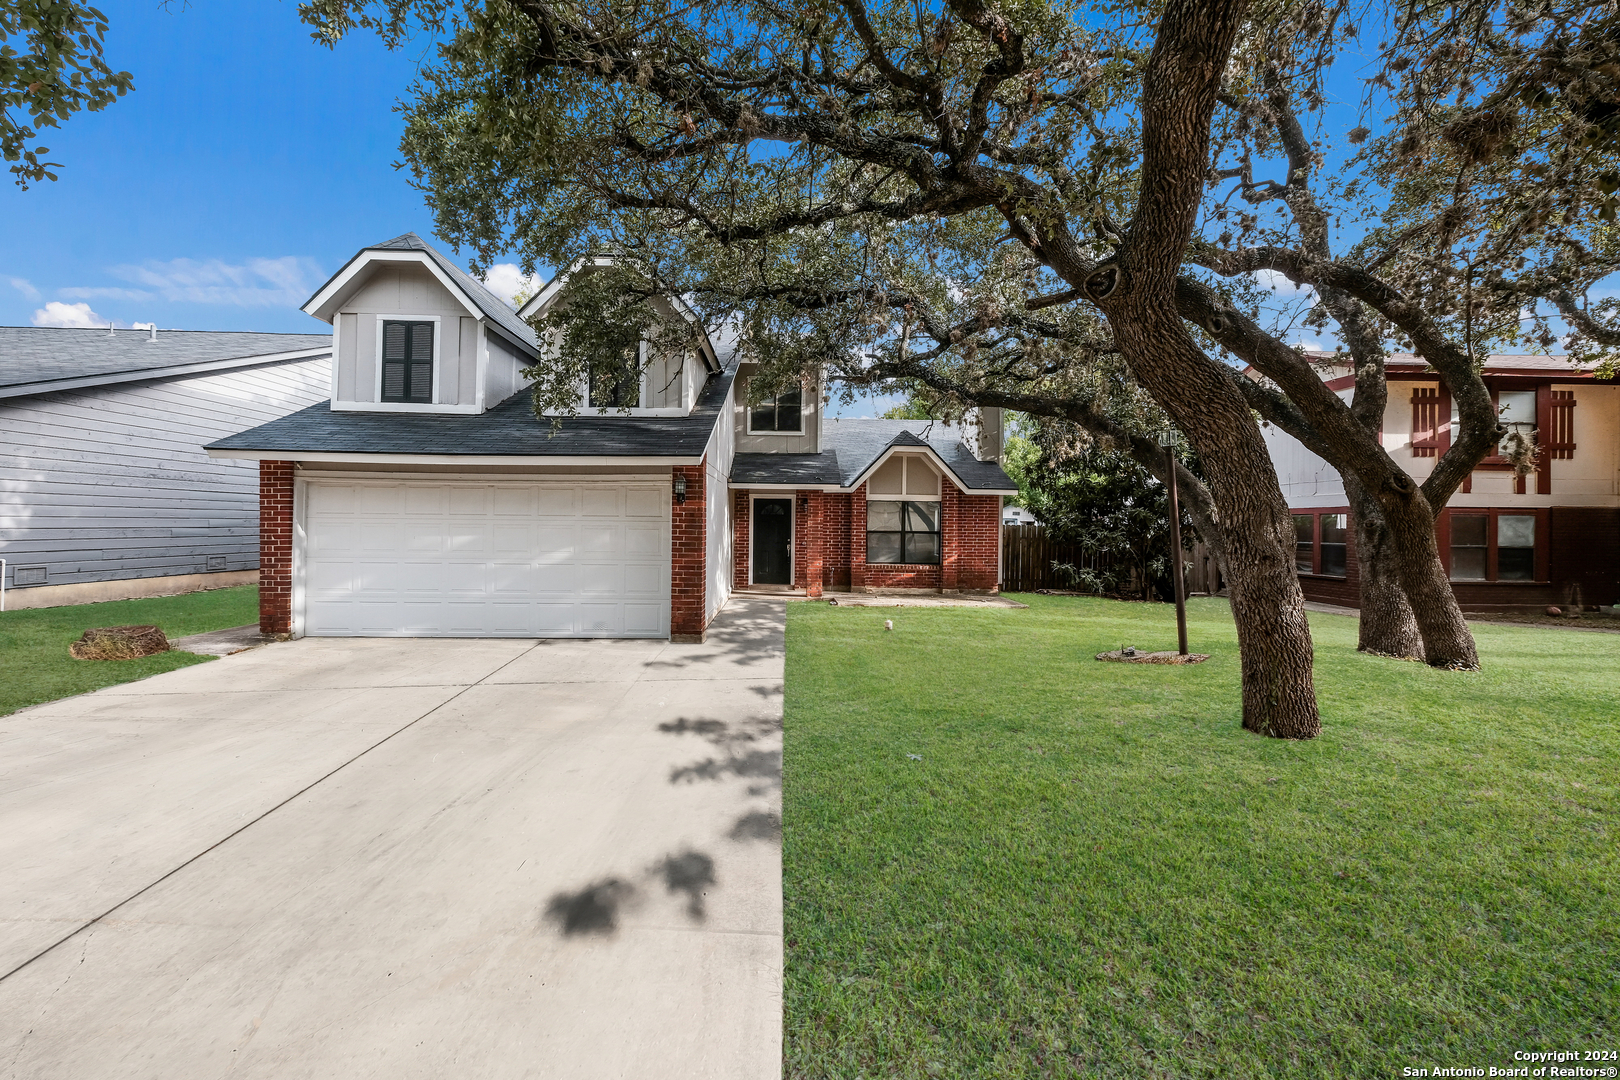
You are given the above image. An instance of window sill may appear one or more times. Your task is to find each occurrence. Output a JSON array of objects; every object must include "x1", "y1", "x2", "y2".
[
  {"x1": 865, "y1": 562, "x2": 943, "y2": 569},
  {"x1": 1448, "y1": 578, "x2": 1549, "y2": 586},
  {"x1": 1296, "y1": 572, "x2": 1349, "y2": 581}
]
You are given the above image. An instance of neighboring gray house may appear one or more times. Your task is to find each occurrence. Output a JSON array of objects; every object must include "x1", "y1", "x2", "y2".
[{"x1": 0, "y1": 327, "x2": 332, "y2": 609}]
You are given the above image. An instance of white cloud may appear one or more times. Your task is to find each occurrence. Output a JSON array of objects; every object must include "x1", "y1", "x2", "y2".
[
  {"x1": 7, "y1": 276, "x2": 40, "y2": 301},
  {"x1": 1253, "y1": 269, "x2": 1315, "y2": 298},
  {"x1": 95, "y1": 255, "x2": 323, "y2": 307},
  {"x1": 483, "y1": 263, "x2": 540, "y2": 309},
  {"x1": 33, "y1": 301, "x2": 108, "y2": 328},
  {"x1": 59, "y1": 286, "x2": 156, "y2": 301}
]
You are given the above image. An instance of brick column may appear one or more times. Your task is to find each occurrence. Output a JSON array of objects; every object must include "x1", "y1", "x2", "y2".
[
  {"x1": 850, "y1": 484, "x2": 868, "y2": 591},
  {"x1": 941, "y1": 485, "x2": 961, "y2": 591},
  {"x1": 670, "y1": 461, "x2": 708, "y2": 642},
  {"x1": 259, "y1": 460, "x2": 295, "y2": 636},
  {"x1": 803, "y1": 490, "x2": 825, "y2": 598},
  {"x1": 734, "y1": 489, "x2": 751, "y2": 590}
]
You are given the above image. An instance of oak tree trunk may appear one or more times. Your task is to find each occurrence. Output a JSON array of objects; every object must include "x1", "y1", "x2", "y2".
[
  {"x1": 1344, "y1": 477, "x2": 1423, "y2": 659},
  {"x1": 1379, "y1": 492, "x2": 1480, "y2": 669}
]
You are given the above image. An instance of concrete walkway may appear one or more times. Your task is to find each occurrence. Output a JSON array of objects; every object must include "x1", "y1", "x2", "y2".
[{"x1": 0, "y1": 598, "x2": 785, "y2": 1080}]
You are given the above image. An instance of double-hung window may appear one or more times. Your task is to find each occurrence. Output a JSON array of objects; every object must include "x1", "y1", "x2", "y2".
[
  {"x1": 381, "y1": 320, "x2": 434, "y2": 403},
  {"x1": 867, "y1": 501, "x2": 941, "y2": 564},
  {"x1": 1449, "y1": 511, "x2": 1538, "y2": 582},
  {"x1": 865, "y1": 454, "x2": 943, "y2": 565},
  {"x1": 1290, "y1": 511, "x2": 1349, "y2": 577},
  {"x1": 749, "y1": 388, "x2": 803, "y2": 433}
]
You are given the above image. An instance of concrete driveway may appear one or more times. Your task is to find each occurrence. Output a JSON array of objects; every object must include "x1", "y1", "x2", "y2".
[{"x1": 0, "y1": 598, "x2": 785, "y2": 1080}]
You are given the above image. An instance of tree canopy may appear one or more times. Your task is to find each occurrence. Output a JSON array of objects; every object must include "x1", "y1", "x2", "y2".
[{"x1": 2, "y1": 0, "x2": 132, "y2": 187}]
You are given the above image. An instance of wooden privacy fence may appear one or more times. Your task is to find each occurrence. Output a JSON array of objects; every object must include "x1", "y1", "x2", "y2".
[{"x1": 1000, "y1": 523, "x2": 1224, "y2": 595}]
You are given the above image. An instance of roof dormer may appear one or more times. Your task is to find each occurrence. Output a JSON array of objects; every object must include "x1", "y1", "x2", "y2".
[{"x1": 302, "y1": 233, "x2": 540, "y2": 415}]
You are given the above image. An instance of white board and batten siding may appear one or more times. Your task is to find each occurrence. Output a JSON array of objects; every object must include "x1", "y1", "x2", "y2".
[
  {"x1": 0, "y1": 358, "x2": 331, "y2": 590},
  {"x1": 298, "y1": 477, "x2": 672, "y2": 637}
]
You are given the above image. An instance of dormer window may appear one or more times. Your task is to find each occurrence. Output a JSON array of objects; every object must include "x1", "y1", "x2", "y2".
[
  {"x1": 589, "y1": 350, "x2": 640, "y2": 409},
  {"x1": 381, "y1": 320, "x2": 435, "y2": 403},
  {"x1": 749, "y1": 388, "x2": 803, "y2": 433}
]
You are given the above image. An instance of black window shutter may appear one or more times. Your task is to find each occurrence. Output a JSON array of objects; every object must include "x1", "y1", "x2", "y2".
[{"x1": 381, "y1": 320, "x2": 434, "y2": 403}]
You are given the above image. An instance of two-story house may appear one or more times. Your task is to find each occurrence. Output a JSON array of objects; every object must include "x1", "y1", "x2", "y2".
[
  {"x1": 1258, "y1": 353, "x2": 1619, "y2": 612},
  {"x1": 206, "y1": 233, "x2": 1015, "y2": 641}
]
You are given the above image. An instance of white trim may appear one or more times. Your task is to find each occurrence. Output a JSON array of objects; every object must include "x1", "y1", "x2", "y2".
[
  {"x1": 728, "y1": 482, "x2": 841, "y2": 492},
  {"x1": 844, "y1": 444, "x2": 1017, "y2": 498},
  {"x1": 331, "y1": 400, "x2": 483, "y2": 416},
  {"x1": 0, "y1": 347, "x2": 331, "y2": 400},
  {"x1": 475, "y1": 319, "x2": 489, "y2": 410},
  {"x1": 295, "y1": 468, "x2": 672, "y2": 482},
  {"x1": 292, "y1": 474, "x2": 308, "y2": 638},
  {"x1": 328, "y1": 316, "x2": 343, "y2": 403},
  {"x1": 372, "y1": 314, "x2": 444, "y2": 406},
  {"x1": 748, "y1": 493, "x2": 796, "y2": 587},
  {"x1": 304, "y1": 249, "x2": 482, "y2": 323},
  {"x1": 208, "y1": 449, "x2": 704, "y2": 465}
]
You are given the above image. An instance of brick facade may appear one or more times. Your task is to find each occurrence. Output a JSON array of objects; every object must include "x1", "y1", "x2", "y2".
[
  {"x1": 259, "y1": 460, "x2": 294, "y2": 635},
  {"x1": 670, "y1": 461, "x2": 708, "y2": 642},
  {"x1": 732, "y1": 481, "x2": 1001, "y2": 593}
]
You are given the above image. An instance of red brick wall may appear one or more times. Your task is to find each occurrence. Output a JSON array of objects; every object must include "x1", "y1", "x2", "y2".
[
  {"x1": 730, "y1": 483, "x2": 1002, "y2": 593},
  {"x1": 670, "y1": 462, "x2": 707, "y2": 640},
  {"x1": 733, "y1": 489, "x2": 751, "y2": 590},
  {"x1": 259, "y1": 460, "x2": 294, "y2": 635},
  {"x1": 951, "y1": 493, "x2": 1003, "y2": 590}
]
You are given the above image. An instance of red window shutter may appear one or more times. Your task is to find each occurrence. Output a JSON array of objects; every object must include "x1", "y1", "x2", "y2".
[
  {"x1": 1411, "y1": 387, "x2": 1442, "y2": 457},
  {"x1": 1545, "y1": 391, "x2": 1577, "y2": 460}
]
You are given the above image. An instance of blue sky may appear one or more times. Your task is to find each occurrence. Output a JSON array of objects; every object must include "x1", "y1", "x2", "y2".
[{"x1": 1, "y1": 0, "x2": 464, "y2": 334}]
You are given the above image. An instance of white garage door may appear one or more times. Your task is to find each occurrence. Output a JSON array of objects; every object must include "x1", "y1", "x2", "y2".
[{"x1": 301, "y1": 480, "x2": 671, "y2": 637}]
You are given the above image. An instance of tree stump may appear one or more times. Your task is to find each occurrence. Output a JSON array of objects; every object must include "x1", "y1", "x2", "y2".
[{"x1": 69, "y1": 625, "x2": 170, "y2": 660}]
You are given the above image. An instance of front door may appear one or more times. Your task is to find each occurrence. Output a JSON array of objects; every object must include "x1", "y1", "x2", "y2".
[{"x1": 752, "y1": 499, "x2": 793, "y2": 585}]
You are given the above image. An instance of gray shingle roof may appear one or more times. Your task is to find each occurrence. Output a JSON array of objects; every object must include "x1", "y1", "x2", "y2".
[
  {"x1": 730, "y1": 452, "x2": 843, "y2": 486},
  {"x1": 821, "y1": 419, "x2": 1016, "y2": 491},
  {"x1": 318, "y1": 233, "x2": 540, "y2": 354},
  {"x1": 0, "y1": 326, "x2": 331, "y2": 398},
  {"x1": 207, "y1": 363, "x2": 736, "y2": 459}
]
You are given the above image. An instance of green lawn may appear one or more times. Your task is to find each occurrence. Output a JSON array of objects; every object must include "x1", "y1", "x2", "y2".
[
  {"x1": 783, "y1": 595, "x2": 1617, "y2": 1078},
  {"x1": 0, "y1": 586, "x2": 260, "y2": 717}
]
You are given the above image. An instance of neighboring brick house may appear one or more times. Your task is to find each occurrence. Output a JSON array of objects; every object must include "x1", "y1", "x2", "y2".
[
  {"x1": 1257, "y1": 353, "x2": 1619, "y2": 612},
  {"x1": 208, "y1": 233, "x2": 1014, "y2": 642}
]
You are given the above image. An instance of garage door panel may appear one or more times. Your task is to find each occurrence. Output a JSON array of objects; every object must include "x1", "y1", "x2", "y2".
[
  {"x1": 404, "y1": 487, "x2": 446, "y2": 515},
  {"x1": 625, "y1": 524, "x2": 664, "y2": 557},
  {"x1": 623, "y1": 603, "x2": 665, "y2": 635},
  {"x1": 624, "y1": 487, "x2": 663, "y2": 517},
  {"x1": 304, "y1": 481, "x2": 670, "y2": 638},
  {"x1": 581, "y1": 488, "x2": 621, "y2": 516},
  {"x1": 356, "y1": 485, "x2": 400, "y2": 514},
  {"x1": 578, "y1": 564, "x2": 622, "y2": 595},
  {"x1": 623, "y1": 564, "x2": 664, "y2": 596},
  {"x1": 448, "y1": 486, "x2": 489, "y2": 515}
]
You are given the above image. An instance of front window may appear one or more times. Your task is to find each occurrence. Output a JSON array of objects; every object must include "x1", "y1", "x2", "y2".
[
  {"x1": 1497, "y1": 514, "x2": 1536, "y2": 580},
  {"x1": 749, "y1": 388, "x2": 803, "y2": 432},
  {"x1": 867, "y1": 501, "x2": 941, "y2": 564},
  {"x1": 1319, "y1": 514, "x2": 1348, "y2": 577},
  {"x1": 1450, "y1": 514, "x2": 1488, "y2": 581},
  {"x1": 1293, "y1": 514, "x2": 1314, "y2": 572},
  {"x1": 381, "y1": 320, "x2": 434, "y2": 403}
]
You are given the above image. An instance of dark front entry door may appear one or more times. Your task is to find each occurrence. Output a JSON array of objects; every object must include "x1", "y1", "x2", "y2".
[{"x1": 752, "y1": 499, "x2": 793, "y2": 585}]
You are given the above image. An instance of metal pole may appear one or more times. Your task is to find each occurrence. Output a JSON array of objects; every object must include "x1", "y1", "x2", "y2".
[{"x1": 1166, "y1": 446, "x2": 1188, "y2": 655}]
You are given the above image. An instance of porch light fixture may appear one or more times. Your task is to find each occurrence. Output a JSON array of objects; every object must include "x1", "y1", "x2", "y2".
[
  {"x1": 799, "y1": 495, "x2": 810, "y2": 512},
  {"x1": 673, "y1": 474, "x2": 687, "y2": 504}
]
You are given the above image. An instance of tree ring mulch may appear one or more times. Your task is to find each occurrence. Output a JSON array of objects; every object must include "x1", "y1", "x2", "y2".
[
  {"x1": 70, "y1": 625, "x2": 170, "y2": 661},
  {"x1": 1095, "y1": 650, "x2": 1209, "y2": 665}
]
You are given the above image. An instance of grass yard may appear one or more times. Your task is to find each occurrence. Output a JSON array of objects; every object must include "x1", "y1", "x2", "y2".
[
  {"x1": 0, "y1": 586, "x2": 260, "y2": 717},
  {"x1": 783, "y1": 595, "x2": 1618, "y2": 1078}
]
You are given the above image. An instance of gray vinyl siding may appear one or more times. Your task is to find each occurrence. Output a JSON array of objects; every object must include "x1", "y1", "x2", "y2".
[{"x1": 0, "y1": 357, "x2": 331, "y2": 591}]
